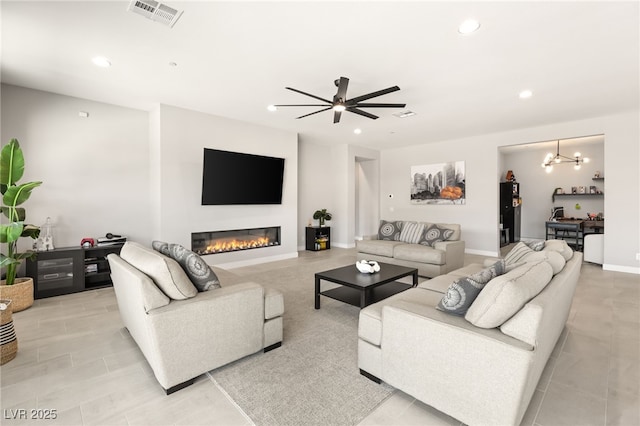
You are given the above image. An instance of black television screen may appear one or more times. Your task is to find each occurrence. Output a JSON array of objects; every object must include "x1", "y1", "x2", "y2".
[{"x1": 201, "y1": 148, "x2": 285, "y2": 205}]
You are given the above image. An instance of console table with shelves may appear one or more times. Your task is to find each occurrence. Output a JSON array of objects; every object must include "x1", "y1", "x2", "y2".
[
  {"x1": 26, "y1": 244, "x2": 124, "y2": 299},
  {"x1": 305, "y1": 226, "x2": 331, "y2": 251}
]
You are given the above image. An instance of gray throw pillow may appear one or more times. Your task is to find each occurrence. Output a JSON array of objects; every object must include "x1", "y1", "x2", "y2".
[
  {"x1": 151, "y1": 240, "x2": 170, "y2": 256},
  {"x1": 525, "y1": 241, "x2": 545, "y2": 251},
  {"x1": 419, "y1": 224, "x2": 455, "y2": 247},
  {"x1": 167, "y1": 243, "x2": 221, "y2": 291},
  {"x1": 378, "y1": 220, "x2": 403, "y2": 241},
  {"x1": 436, "y1": 260, "x2": 504, "y2": 315}
]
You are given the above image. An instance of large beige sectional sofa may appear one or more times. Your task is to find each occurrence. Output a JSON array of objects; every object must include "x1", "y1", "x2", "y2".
[
  {"x1": 356, "y1": 220, "x2": 465, "y2": 278},
  {"x1": 108, "y1": 241, "x2": 284, "y2": 394},
  {"x1": 358, "y1": 240, "x2": 581, "y2": 426}
]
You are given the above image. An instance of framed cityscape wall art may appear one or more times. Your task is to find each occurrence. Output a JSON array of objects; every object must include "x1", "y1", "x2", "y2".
[{"x1": 410, "y1": 161, "x2": 466, "y2": 205}]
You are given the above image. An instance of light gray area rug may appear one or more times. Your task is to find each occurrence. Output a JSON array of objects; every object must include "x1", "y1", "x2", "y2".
[{"x1": 209, "y1": 251, "x2": 395, "y2": 426}]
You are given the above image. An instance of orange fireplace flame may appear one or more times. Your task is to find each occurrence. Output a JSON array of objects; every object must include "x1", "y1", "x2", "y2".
[{"x1": 206, "y1": 237, "x2": 270, "y2": 253}]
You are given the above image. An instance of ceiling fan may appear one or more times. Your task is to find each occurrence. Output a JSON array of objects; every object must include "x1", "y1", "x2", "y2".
[{"x1": 273, "y1": 76, "x2": 406, "y2": 123}]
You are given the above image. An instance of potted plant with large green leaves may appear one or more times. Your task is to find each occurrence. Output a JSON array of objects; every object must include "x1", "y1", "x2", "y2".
[
  {"x1": 312, "y1": 209, "x2": 332, "y2": 227},
  {"x1": 0, "y1": 138, "x2": 42, "y2": 312}
]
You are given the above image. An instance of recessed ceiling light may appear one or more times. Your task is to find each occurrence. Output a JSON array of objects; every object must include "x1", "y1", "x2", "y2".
[
  {"x1": 354, "y1": 128, "x2": 362, "y2": 135},
  {"x1": 458, "y1": 19, "x2": 480, "y2": 34},
  {"x1": 92, "y1": 56, "x2": 111, "y2": 68},
  {"x1": 267, "y1": 105, "x2": 277, "y2": 112},
  {"x1": 519, "y1": 90, "x2": 533, "y2": 99}
]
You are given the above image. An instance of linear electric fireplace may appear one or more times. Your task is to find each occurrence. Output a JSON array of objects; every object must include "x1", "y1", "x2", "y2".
[{"x1": 192, "y1": 226, "x2": 281, "y2": 255}]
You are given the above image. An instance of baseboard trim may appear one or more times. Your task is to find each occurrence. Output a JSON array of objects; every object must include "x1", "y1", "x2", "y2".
[{"x1": 603, "y1": 264, "x2": 640, "y2": 275}]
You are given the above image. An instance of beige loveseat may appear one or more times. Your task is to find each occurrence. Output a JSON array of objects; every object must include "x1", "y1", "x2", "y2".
[
  {"x1": 356, "y1": 221, "x2": 465, "y2": 278},
  {"x1": 358, "y1": 240, "x2": 581, "y2": 426},
  {"x1": 108, "y1": 242, "x2": 284, "y2": 394}
]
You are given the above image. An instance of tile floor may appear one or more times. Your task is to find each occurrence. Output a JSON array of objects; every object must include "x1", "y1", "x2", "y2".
[{"x1": 0, "y1": 248, "x2": 638, "y2": 425}]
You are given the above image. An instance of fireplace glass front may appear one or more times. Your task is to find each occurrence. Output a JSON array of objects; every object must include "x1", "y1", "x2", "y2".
[{"x1": 192, "y1": 226, "x2": 280, "y2": 255}]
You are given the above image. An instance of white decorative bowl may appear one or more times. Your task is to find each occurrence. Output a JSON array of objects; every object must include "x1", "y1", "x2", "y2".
[{"x1": 356, "y1": 260, "x2": 380, "y2": 274}]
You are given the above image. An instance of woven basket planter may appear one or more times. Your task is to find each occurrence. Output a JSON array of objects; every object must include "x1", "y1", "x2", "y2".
[
  {"x1": 0, "y1": 299, "x2": 18, "y2": 365},
  {"x1": 0, "y1": 278, "x2": 34, "y2": 313}
]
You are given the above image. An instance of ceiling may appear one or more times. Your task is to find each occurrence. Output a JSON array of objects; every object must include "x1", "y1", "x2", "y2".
[{"x1": 1, "y1": 1, "x2": 638, "y2": 149}]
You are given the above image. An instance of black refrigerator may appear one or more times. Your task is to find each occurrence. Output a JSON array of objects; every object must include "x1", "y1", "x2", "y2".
[{"x1": 500, "y1": 182, "x2": 521, "y2": 243}]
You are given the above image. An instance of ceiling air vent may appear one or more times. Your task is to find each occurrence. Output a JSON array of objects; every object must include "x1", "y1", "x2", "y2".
[{"x1": 127, "y1": 0, "x2": 183, "y2": 28}]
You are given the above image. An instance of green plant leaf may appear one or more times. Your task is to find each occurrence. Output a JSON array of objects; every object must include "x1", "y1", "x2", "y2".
[
  {"x1": 0, "y1": 222, "x2": 24, "y2": 243},
  {"x1": 0, "y1": 253, "x2": 20, "y2": 268},
  {"x1": 2, "y1": 181, "x2": 42, "y2": 208},
  {"x1": 0, "y1": 206, "x2": 25, "y2": 221},
  {"x1": 0, "y1": 138, "x2": 25, "y2": 186},
  {"x1": 13, "y1": 251, "x2": 37, "y2": 261},
  {"x1": 21, "y1": 224, "x2": 40, "y2": 239}
]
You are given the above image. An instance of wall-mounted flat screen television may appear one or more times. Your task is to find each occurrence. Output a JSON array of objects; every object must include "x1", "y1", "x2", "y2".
[{"x1": 201, "y1": 148, "x2": 285, "y2": 205}]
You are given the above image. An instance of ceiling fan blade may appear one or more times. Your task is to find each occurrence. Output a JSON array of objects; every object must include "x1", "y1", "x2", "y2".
[
  {"x1": 273, "y1": 104, "x2": 330, "y2": 107},
  {"x1": 352, "y1": 102, "x2": 407, "y2": 108},
  {"x1": 296, "y1": 107, "x2": 332, "y2": 119},
  {"x1": 285, "y1": 87, "x2": 332, "y2": 104},
  {"x1": 333, "y1": 109, "x2": 342, "y2": 124},
  {"x1": 347, "y1": 86, "x2": 400, "y2": 104},
  {"x1": 346, "y1": 107, "x2": 379, "y2": 120},
  {"x1": 334, "y1": 77, "x2": 349, "y2": 103}
]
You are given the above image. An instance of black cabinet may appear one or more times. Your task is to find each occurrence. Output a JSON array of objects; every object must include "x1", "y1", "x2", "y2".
[
  {"x1": 26, "y1": 244, "x2": 123, "y2": 299},
  {"x1": 305, "y1": 227, "x2": 330, "y2": 251},
  {"x1": 500, "y1": 182, "x2": 521, "y2": 243}
]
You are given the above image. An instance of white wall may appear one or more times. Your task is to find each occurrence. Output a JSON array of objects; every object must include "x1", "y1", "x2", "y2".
[
  {"x1": 377, "y1": 110, "x2": 640, "y2": 273},
  {"x1": 1, "y1": 84, "x2": 152, "y2": 249},
  {"x1": 297, "y1": 140, "x2": 336, "y2": 249},
  {"x1": 502, "y1": 140, "x2": 605, "y2": 239},
  {"x1": 151, "y1": 104, "x2": 299, "y2": 267},
  {"x1": 1, "y1": 85, "x2": 299, "y2": 269}
]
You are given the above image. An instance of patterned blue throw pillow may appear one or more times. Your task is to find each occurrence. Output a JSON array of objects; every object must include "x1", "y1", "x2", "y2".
[
  {"x1": 378, "y1": 220, "x2": 403, "y2": 241},
  {"x1": 167, "y1": 243, "x2": 221, "y2": 291},
  {"x1": 436, "y1": 260, "x2": 504, "y2": 316}
]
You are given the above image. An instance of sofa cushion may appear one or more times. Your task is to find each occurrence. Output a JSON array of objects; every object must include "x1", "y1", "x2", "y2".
[
  {"x1": 503, "y1": 242, "x2": 565, "y2": 275},
  {"x1": 393, "y1": 243, "x2": 445, "y2": 265},
  {"x1": 168, "y1": 243, "x2": 222, "y2": 291},
  {"x1": 418, "y1": 224, "x2": 455, "y2": 247},
  {"x1": 359, "y1": 287, "x2": 442, "y2": 346},
  {"x1": 436, "y1": 261, "x2": 505, "y2": 316},
  {"x1": 398, "y1": 222, "x2": 426, "y2": 244},
  {"x1": 151, "y1": 240, "x2": 171, "y2": 256},
  {"x1": 357, "y1": 239, "x2": 405, "y2": 257},
  {"x1": 264, "y1": 288, "x2": 284, "y2": 320},
  {"x1": 543, "y1": 239, "x2": 574, "y2": 261},
  {"x1": 120, "y1": 241, "x2": 198, "y2": 300},
  {"x1": 378, "y1": 220, "x2": 404, "y2": 241},
  {"x1": 465, "y1": 260, "x2": 553, "y2": 328}
]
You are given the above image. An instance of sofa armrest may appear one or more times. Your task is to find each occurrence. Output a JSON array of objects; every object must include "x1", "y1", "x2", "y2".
[
  {"x1": 380, "y1": 300, "x2": 534, "y2": 426},
  {"x1": 145, "y1": 282, "x2": 266, "y2": 387},
  {"x1": 433, "y1": 240, "x2": 465, "y2": 272}
]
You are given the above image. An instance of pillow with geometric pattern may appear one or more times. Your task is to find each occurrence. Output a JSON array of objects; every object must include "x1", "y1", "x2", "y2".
[
  {"x1": 419, "y1": 224, "x2": 455, "y2": 248},
  {"x1": 167, "y1": 243, "x2": 221, "y2": 291},
  {"x1": 378, "y1": 220, "x2": 404, "y2": 241},
  {"x1": 436, "y1": 260, "x2": 505, "y2": 316}
]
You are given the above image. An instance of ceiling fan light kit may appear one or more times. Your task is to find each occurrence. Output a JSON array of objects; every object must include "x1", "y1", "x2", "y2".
[
  {"x1": 541, "y1": 140, "x2": 590, "y2": 173},
  {"x1": 273, "y1": 76, "x2": 406, "y2": 124}
]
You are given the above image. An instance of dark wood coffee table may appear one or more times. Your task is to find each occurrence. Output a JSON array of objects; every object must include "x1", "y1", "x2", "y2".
[{"x1": 314, "y1": 262, "x2": 418, "y2": 309}]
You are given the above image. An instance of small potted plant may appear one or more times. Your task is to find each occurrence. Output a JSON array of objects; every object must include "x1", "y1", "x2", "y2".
[
  {"x1": 312, "y1": 209, "x2": 332, "y2": 227},
  {"x1": 0, "y1": 138, "x2": 42, "y2": 312}
]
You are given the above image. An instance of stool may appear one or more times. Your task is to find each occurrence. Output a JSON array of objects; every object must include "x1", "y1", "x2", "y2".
[{"x1": 500, "y1": 228, "x2": 510, "y2": 246}]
